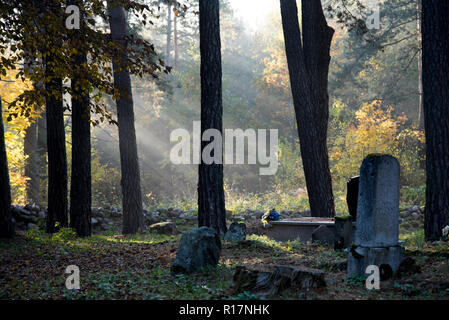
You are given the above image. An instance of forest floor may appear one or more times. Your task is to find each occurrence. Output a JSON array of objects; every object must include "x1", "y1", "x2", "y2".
[{"x1": 1, "y1": 211, "x2": 449, "y2": 300}]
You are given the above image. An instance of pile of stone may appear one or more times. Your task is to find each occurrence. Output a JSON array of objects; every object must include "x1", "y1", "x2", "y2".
[
  {"x1": 401, "y1": 205, "x2": 424, "y2": 220},
  {"x1": 90, "y1": 207, "x2": 116, "y2": 230},
  {"x1": 143, "y1": 208, "x2": 197, "y2": 225},
  {"x1": 10, "y1": 205, "x2": 44, "y2": 231},
  {"x1": 10, "y1": 205, "x2": 118, "y2": 232}
]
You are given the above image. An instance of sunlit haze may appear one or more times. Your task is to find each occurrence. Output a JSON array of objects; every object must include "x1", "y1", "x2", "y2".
[{"x1": 228, "y1": 0, "x2": 279, "y2": 31}]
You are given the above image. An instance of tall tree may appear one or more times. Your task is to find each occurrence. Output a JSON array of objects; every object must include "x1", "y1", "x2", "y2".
[
  {"x1": 422, "y1": 0, "x2": 449, "y2": 241},
  {"x1": 166, "y1": 0, "x2": 172, "y2": 66},
  {"x1": 44, "y1": 0, "x2": 68, "y2": 232},
  {"x1": 0, "y1": 97, "x2": 14, "y2": 238},
  {"x1": 23, "y1": 55, "x2": 41, "y2": 206},
  {"x1": 108, "y1": 0, "x2": 145, "y2": 234},
  {"x1": 280, "y1": 0, "x2": 335, "y2": 218},
  {"x1": 37, "y1": 109, "x2": 47, "y2": 204},
  {"x1": 69, "y1": 0, "x2": 92, "y2": 237},
  {"x1": 197, "y1": 0, "x2": 227, "y2": 234},
  {"x1": 174, "y1": 12, "x2": 179, "y2": 70},
  {"x1": 23, "y1": 120, "x2": 39, "y2": 205}
]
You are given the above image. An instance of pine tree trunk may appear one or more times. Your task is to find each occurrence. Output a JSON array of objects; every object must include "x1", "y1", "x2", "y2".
[
  {"x1": 174, "y1": 13, "x2": 178, "y2": 70},
  {"x1": 24, "y1": 120, "x2": 40, "y2": 205},
  {"x1": 417, "y1": 2, "x2": 424, "y2": 130},
  {"x1": 37, "y1": 109, "x2": 47, "y2": 205},
  {"x1": 108, "y1": 1, "x2": 144, "y2": 234},
  {"x1": 0, "y1": 97, "x2": 14, "y2": 238},
  {"x1": 44, "y1": 2, "x2": 68, "y2": 232},
  {"x1": 198, "y1": 0, "x2": 227, "y2": 234},
  {"x1": 45, "y1": 72, "x2": 68, "y2": 233},
  {"x1": 422, "y1": 1, "x2": 449, "y2": 241},
  {"x1": 166, "y1": 1, "x2": 172, "y2": 66},
  {"x1": 280, "y1": 0, "x2": 335, "y2": 218},
  {"x1": 69, "y1": 0, "x2": 91, "y2": 237},
  {"x1": 23, "y1": 54, "x2": 40, "y2": 206}
]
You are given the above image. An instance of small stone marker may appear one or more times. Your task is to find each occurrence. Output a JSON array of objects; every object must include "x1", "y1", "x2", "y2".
[
  {"x1": 224, "y1": 222, "x2": 246, "y2": 242},
  {"x1": 149, "y1": 221, "x2": 178, "y2": 235},
  {"x1": 347, "y1": 154, "x2": 404, "y2": 279},
  {"x1": 334, "y1": 216, "x2": 353, "y2": 249},
  {"x1": 346, "y1": 176, "x2": 359, "y2": 221},
  {"x1": 171, "y1": 226, "x2": 221, "y2": 274}
]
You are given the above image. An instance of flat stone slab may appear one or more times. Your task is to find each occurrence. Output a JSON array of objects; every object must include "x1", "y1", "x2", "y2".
[
  {"x1": 233, "y1": 264, "x2": 326, "y2": 297},
  {"x1": 267, "y1": 218, "x2": 337, "y2": 242},
  {"x1": 270, "y1": 217, "x2": 335, "y2": 226}
]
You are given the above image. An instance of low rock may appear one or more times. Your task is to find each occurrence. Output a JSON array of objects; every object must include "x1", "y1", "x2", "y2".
[
  {"x1": 301, "y1": 210, "x2": 311, "y2": 217},
  {"x1": 91, "y1": 217, "x2": 99, "y2": 225},
  {"x1": 27, "y1": 223, "x2": 38, "y2": 230},
  {"x1": 233, "y1": 265, "x2": 326, "y2": 297},
  {"x1": 169, "y1": 208, "x2": 183, "y2": 217},
  {"x1": 253, "y1": 210, "x2": 264, "y2": 219},
  {"x1": 149, "y1": 222, "x2": 178, "y2": 235},
  {"x1": 12, "y1": 207, "x2": 36, "y2": 223},
  {"x1": 171, "y1": 226, "x2": 221, "y2": 274},
  {"x1": 145, "y1": 214, "x2": 160, "y2": 225},
  {"x1": 224, "y1": 222, "x2": 246, "y2": 242}
]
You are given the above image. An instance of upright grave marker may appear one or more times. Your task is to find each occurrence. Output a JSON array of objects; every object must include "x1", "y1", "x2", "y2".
[{"x1": 347, "y1": 154, "x2": 404, "y2": 279}]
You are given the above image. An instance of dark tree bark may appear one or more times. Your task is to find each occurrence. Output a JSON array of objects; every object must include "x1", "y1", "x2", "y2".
[
  {"x1": 24, "y1": 120, "x2": 39, "y2": 205},
  {"x1": 23, "y1": 55, "x2": 40, "y2": 206},
  {"x1": 37, "y1": 109, "x2": 47, "y2": 204},
  {"x1": 417, "y1": 2, "x2": 424, "y2": 130},
  {"x1": 198, "y1": 0, "x2": 227, "y2": 234},
  {"x1": 279, "y1": 0, "x2": 335, "y2": 218},
  {"x1": 44, "y1": 2, "x2": 68, "y2": 232},
  {"x1": 69, "y1": 0, "x2": 91, "y2": 237},
  {"x1": 422, "y1": 1, "x2": 449, "y2": 241},
  {"x1": 45, "y1": 68, "x2": 68, "y2": 233},
  {"x1": 0, "y1": 97, "x2": 14, "y2": 238},
  {"x1": 108, "y1": 1, "x2": 144, "y2": 234}
]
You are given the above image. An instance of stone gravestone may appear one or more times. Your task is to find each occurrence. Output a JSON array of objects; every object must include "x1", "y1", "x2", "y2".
[
  {"x1": 171, "y1": 226, "x2": 221, "y2": 274},
  {"x1": 346, "y1": 176, "x2": 360, "y2": 221},
  {"x1": 347, "y1": 155, "x2": 404, "y2": 279},
  {"x1": 224, "y1": 222, "x2": 246, "y2": 242}
]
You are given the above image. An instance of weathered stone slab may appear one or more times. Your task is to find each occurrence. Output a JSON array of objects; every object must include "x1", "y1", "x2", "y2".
[
  {"x1": 355, "y1": 155, "x2": 400, "y2": 247},
  {"x1": 149, "y1": 221, "x2": 178, "y2": 235},
  {"x1": 347, "y1": 246, "x2": 404, "y2": 279},
  {"x1": 346, "y1": 176, "x2": 359, "y2": 221},
  {"x1": 224, "y1": 222, "x2": 246, "y2": 241},
  {"x1": 171, "y1": 227, "x2": 221, "y2": 274},
  {"x1": 348, "y1": 154, "x2": 404, "y2": 278},
  {"x1": 334, "y1": 217, "x2": 354, "y2": 249},
  {"x1": 267, "y1": 218, "x2": 334, "y2": 242},
  {"x1": 233, "y1": 265, "x2": 326, "y2": 297}
]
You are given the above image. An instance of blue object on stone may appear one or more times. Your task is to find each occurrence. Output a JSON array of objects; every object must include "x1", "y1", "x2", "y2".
[{"x1": 264, "y1": 208, "x2": 280, "y2": 221}]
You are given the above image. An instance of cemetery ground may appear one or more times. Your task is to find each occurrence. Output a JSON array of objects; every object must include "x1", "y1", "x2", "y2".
[{"x1": 1, "y1": 207, "x2": 449, "y2": 300}]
